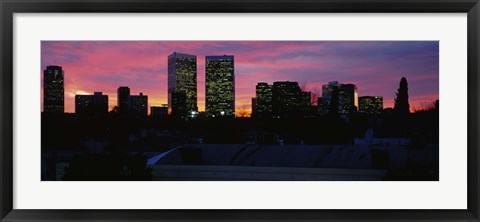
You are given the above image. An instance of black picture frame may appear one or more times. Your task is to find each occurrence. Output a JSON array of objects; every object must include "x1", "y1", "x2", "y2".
[{"x1": 1, "y1": 0, "x2": 479, "y2": 221}]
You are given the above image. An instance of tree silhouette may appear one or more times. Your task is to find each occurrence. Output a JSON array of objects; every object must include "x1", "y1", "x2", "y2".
[
  {"x1": 300, "y1": 82, "x2": 321, "y2": 106},
  {"x1": 236, "y1": 104, "x2": 251, "y2": 118},
  {"x1": 394, "y1": 77, "x2": 410, "y2": 115},
  {"x1": 391, "y1": 77, "x2": 412, "y2": 137},
  {"x1": 110, "y1": 106, "x2": 120, "y2": 114}
]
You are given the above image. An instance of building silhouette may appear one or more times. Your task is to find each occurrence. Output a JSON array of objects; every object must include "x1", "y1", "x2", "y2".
[
  {"x1": 338, "y1": 84, "x2": 358, "y2": 114},
  {"x1": 150, "y1": 104, "x2": 168, "y2": 120},
  {"x1": 43, "y1": 65, "x2": 64, "y2": 113},
  {"x1": 320, "y1": 81, "x2": 339, "y2": 115},
  {"x1": 117, "y1": 86, "x2": 130, "y2": 115},
  {"x1": 252, "y1": 81, "x2": 311, "y2": 118},
  {"x1": 272, "y1": 81, "x2": 311, "y2": 118},
  {"x1": 317, "y1": 97, "x2": 328, "y2": 116},
  {"x1": 252, "y1": 83, "x2": 273, "y2": 118},
  {"x1": 168, "y1": 52, "x2": 198, "y2": 118},
  {"x1": 251, "y1": 98, "x2": 257, "y2": 116},
  {"x1": 171, "y1": 91, "x2": 187, "y2": 118},
  {"x1": 320, "y1": 81, "x2": 358, "y2": 115},
  {"x1": 205, "y1": 55, "x2": 235, "y2": 117},
  {"x1": 128, "y1": 93, "x2": 148, "y2": 118},
  {"x1": 75, "y1": 92, "x2": 108, "y2": 117},
  {"x1": 359, "y1": 96, "x2": 383, "y2": 115}
]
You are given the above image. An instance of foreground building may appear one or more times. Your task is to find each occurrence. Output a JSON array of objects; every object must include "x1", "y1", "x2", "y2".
[
  {"x1": 147, "y1": 144, "x2": 388, "y2": 181},
  {"x1": 205, "y1": 55, "x2": 235, "y2": 117},
  {"x1": 43, "y1": 65, "x2": 65, "y2": 113}
]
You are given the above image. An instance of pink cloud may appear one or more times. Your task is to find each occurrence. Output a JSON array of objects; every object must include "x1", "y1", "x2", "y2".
[{"x1": 41, "y1": 41, "x2": 439, "y2": 114}]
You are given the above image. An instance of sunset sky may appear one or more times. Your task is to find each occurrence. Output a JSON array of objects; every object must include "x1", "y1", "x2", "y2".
[{"x1": 41, "y1": 41, "x2": 439, "y2": 114}]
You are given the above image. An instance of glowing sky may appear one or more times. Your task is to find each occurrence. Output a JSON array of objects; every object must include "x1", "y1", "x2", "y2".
[{"x1": 41, "y1": 41, "x2": 439, "y2": 114}]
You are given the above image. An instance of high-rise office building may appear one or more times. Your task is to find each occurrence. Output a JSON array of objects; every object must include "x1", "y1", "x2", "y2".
[
  {"x1": 252, "y1": 82, "x2": 273, "y2": 117},
  {"x1": 338, "y1": 84, "x2": 358, "y2": 114},
  {"x1": 43, "y1": 65, "x2": 64, "y2": 113},
  {"x1": 252, "y1": 81, "x2": 311, "y2": 118},
  {"x1": 75, "y1": 92, "x2": 108, "y2": 117},
  {"x1": 128, "y1": 93, "x2": 148, "y2": 118},
  {"x1": 359, "y1": 96, "x2": 383, "y2": 115},
  {"x1": 320, "y1": 81, "x2": 340, "y2": 115},
  {"x1": 168, "y1": 52, "x2": 197, "y2": 117},
  {"x1": 205, "y1": 55, "x2": 235, "y2": 117},
  {"x1": 321, "y1": 81, "x2": 358, "y2": 115},
  {"x1": 322, "y1": 81, "x2": 340, "y2": 98},
  {"x1": 117, "y1": 86, "x2": 130, "y2": 114},
  {"x1": 272, "y1": 81, "x2": 311, "y2": 118}
]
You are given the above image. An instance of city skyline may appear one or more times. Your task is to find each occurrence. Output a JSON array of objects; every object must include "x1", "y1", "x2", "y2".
[{"x1": 41, "y1": 41, "x2": 439, "y2": 114}]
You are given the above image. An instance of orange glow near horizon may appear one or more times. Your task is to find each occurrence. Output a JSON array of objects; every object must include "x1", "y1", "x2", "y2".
[{"x1": 42, "y1": 41, "x2": 439, "y2": 115}]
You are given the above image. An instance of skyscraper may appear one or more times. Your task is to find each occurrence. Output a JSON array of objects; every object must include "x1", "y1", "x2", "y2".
[
  {"x1": 320, "y1": 81, "x2": 340, "y2": 115},
  {"x1": 321, "y1": 81, "x2": 358, "y2": 115},
  {"x1": 322, "y1": 81, "x2": 340, "y2": 97},
  {"x1": 272, "y1": 81, "x2": 311, "y2": 118},
  {"x1": 168, "y1": 52, "x2": 197, "y2": 117},
  {"x1": 128, "y1": 92, "x2": 148, "y2": 118},
  {"x1": 252, "y1": 82, "x2": 273, "y2": 117},
  {"x1": 252, "y1": 81, "x2": 311, "y2": 118},
  {"x1": 75, "y1": 92, "x2": 108, "y2": 117},
  {"x1": 205, "y1": 55, "x2": 235, "y2": 117},
  {"x1": 43, "y1": 65, "x2": 64, "y2": 113},
  {"x1": 338, "y1": 84, "x2": 358, "y2": 114},
  {"x1": 359, "y1": 96, "x2": 383, "y2": 115},
  {"x1": 117, "y1": 86, "x2": 130, "y2": 114}
]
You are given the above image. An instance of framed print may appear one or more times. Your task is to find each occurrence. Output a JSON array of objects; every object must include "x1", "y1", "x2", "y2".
[{"x1": 1, "y1": 0, "x2": 479, "y2": 221}]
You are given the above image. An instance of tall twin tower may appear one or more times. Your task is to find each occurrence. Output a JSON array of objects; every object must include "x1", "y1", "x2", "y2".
[{"x1": 168, "y1": 52, "x2": 235, "y2": 118}]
